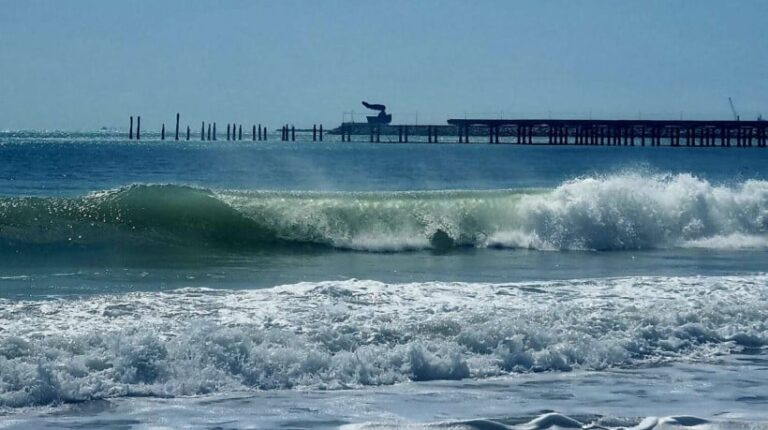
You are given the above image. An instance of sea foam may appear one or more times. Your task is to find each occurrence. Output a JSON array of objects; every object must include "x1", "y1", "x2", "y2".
[{"x1": 1, "y1": 274, "x2": 766, "y2": 408}]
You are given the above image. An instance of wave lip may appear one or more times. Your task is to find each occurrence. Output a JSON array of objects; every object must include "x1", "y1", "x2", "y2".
[
  {"x1": 344, "y1": 413, "x2": 768, "y2": 430},
  {"x1": 1, "y1": 274, "x2": 767, "y2": 408},
  {"x1": 1, "y1": 173, "x2": 767, "y2": 252}
]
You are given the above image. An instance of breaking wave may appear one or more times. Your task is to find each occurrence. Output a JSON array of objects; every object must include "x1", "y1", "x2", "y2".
[
  {"x1": 345, "y1": 413, "x2": 768, "y2": 429},
  {"x1": 1, "y1": 274, "x2": 767, "y2": 408},
  {"x1": 1, "y1": 172, "x2": 767, "y2": 252}
]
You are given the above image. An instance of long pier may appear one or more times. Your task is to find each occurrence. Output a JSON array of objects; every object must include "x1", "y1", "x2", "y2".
[
  {"x1": 329, "y1": 119, "x2": 767, "y2": 146},
  {"x1": 447, "y1": 119, "x2": 767, "y2": 147},
  {"x1": 124, "y1": 115, "x2": 767, "y2": 147}
]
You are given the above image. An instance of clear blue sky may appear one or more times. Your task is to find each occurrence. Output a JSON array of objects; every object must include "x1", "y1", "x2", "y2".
[{"x1": 1, "y1": 0, "x2": 767, "y2": 130}]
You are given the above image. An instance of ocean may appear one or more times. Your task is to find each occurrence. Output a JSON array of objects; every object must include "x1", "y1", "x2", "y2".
[{"x1": 1, "y1": 131, "x2": 767, "y2": 429}]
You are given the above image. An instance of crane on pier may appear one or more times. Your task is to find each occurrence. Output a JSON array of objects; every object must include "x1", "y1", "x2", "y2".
[{"x1": 728, "y1": 97, "x2": 740, "y2": 121}]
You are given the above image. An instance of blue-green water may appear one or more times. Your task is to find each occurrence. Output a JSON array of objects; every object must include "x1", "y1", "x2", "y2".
[{"x1": 1, "y1": 132, "x2": 767, "y2": 429}]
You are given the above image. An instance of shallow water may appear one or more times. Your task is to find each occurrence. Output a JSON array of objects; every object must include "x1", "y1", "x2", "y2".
[{"x1": 0, "y1": 132, "x2": 767, "y2": 428}]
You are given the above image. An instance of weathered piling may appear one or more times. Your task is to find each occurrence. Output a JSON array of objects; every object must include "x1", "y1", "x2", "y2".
[
  {"x1": 136, "y1": 116, "x2": 141, "y2": 140},
  {"x1": 258, "y1": 124, "x2": 263, "y2": 141},
  {"x1": 226, "y1": 124, "x2": 230, "y2": 141},
  {"x1": 313, "y1": 124, "x2": 317, "y2": 141},
  {"x1": 319, "y1": 124, "x2": 323, "y2": 141},
  {"x1": 238, "y1": 125, "x2": 242, "y2": 141},
  {"x1": 252, "y1": 125, "x2": 256, "y2": 141},
  {"x1": 207, "y1": 123, "x2": 211, "y2": 140},
  {"x1": 175, "y1": 113, "x2": 180, "y2": 140},
  {"x1": 129, "y1": 116, "x2": 133, "y2": 140},
  {"x1": 186, "y1": 126, "x2": 190, "y2": 141},
  {"x1": 201, "y1": 122, "x2": 205, "y2": 140},
  {"x1": 161, "y1": 123, "x2": 165, "y2": 140},
  {"x1": 213, "y1": 123, "x2": 217, "y2": 140}
]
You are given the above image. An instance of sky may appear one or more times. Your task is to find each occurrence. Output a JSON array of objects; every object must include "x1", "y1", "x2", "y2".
[{"x1": 1, "y1": 0, "x2": 767, "y2": 130}]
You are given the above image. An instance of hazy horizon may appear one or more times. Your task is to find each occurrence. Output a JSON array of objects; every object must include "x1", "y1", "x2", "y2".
[{"x1": 1, "y1": 0, "x2": 767, "y2": 131}]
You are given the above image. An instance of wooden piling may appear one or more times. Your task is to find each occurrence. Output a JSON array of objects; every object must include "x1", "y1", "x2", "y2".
[
  {"x1": 258, "y1": 124, "x2": 262, "y2": 141},
  {"x1": 208, "y1": 123, "x2": 212, "y2": 141},
  {"x1": 161, "y1": 123, "x2": 165, "y2": 140},
  {"x1": 186, "y1": 126, "x2": 190, "y2": 141},
  {"x1": 201, "y1": 122, "x2": 205, "y2": 140},
  {"x1": 136, "y1": 116, "x2": 141, "y2": 140},
  {"x1": 291, "y1": 125, "x2": 295, "y2": 141},
  {"x1": 319, "y1": 124, "x2": 323, "y2": 141},
  {"x1": 213, "y1": 123, "x2": 217, "y2": 140},
  {"x1": 175, "y1": 113, "x2": 180, "y2": 140},
  {"x1": 226, "y1": 124, "x2": 230, "y2": 141},
  {"x1": 238, "y1": 125, "x2": 242, "y2": 141},
  {"x1": 313, "y1": 124, "x2": 317, "y2": 141},
  {"x1": 252, "y1": 125, "x2": 256, "y2": 141},
  {"x1": 129, "y1": 116, "x2": 133, "y2": 140}
]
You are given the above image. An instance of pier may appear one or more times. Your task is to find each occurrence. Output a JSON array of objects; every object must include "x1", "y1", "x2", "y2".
[
  {"x1": 446, "y1": 119, "x2": 767, "y2": 147},
  {"x1": 125, "y1": 115, "x2": 767, "y2": 147}
]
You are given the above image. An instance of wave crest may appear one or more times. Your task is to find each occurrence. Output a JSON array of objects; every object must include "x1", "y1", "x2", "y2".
[{"x1": 1, "y1": 173, "x2": 767, "y2": 252}]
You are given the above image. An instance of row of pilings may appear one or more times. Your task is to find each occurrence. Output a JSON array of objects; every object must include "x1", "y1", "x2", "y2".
[
  {"x1": 127, "y1": 114, "x2": 326, "y2": 142},
  {"x1": 449, "y1": 121, "x2": 768, "y2": 147}
]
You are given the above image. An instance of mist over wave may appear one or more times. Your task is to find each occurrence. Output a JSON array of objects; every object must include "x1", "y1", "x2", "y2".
[
  {"x1": 1, "y1": 274, "x2": 767, "y2": 408},
  {"x1": 1, "y1": 172, "x2": 767, "y2": 252}
]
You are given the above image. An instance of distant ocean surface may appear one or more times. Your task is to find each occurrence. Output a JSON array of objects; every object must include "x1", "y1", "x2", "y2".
[{"x1": 1, "y1": 131, "x2": 767, "y2": 429}]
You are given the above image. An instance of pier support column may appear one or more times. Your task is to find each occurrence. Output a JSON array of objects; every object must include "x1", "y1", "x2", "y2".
[
  {"x1": 201, "y1": 122, "x2": 205, "y2": 140},
  {"x1": 319, "y1": 125, "x2": 323, "y2": 141},
  {"x1": 129, "y1": 116, "x2": 133, "y2": 140},
  {"x1": 175, "y1": 113, "x2": 180, "y2": 140},
  {"x1": 161, "y1": 123, "x2": 165, "y2": 140},
  {"x1": 186, "y1": 126, "x2": 190, "y2": 140}
]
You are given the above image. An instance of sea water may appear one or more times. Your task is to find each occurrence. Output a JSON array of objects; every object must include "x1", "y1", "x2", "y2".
[{"x1": 0, "y1": 131, "x2": 767, "y2": 429}]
